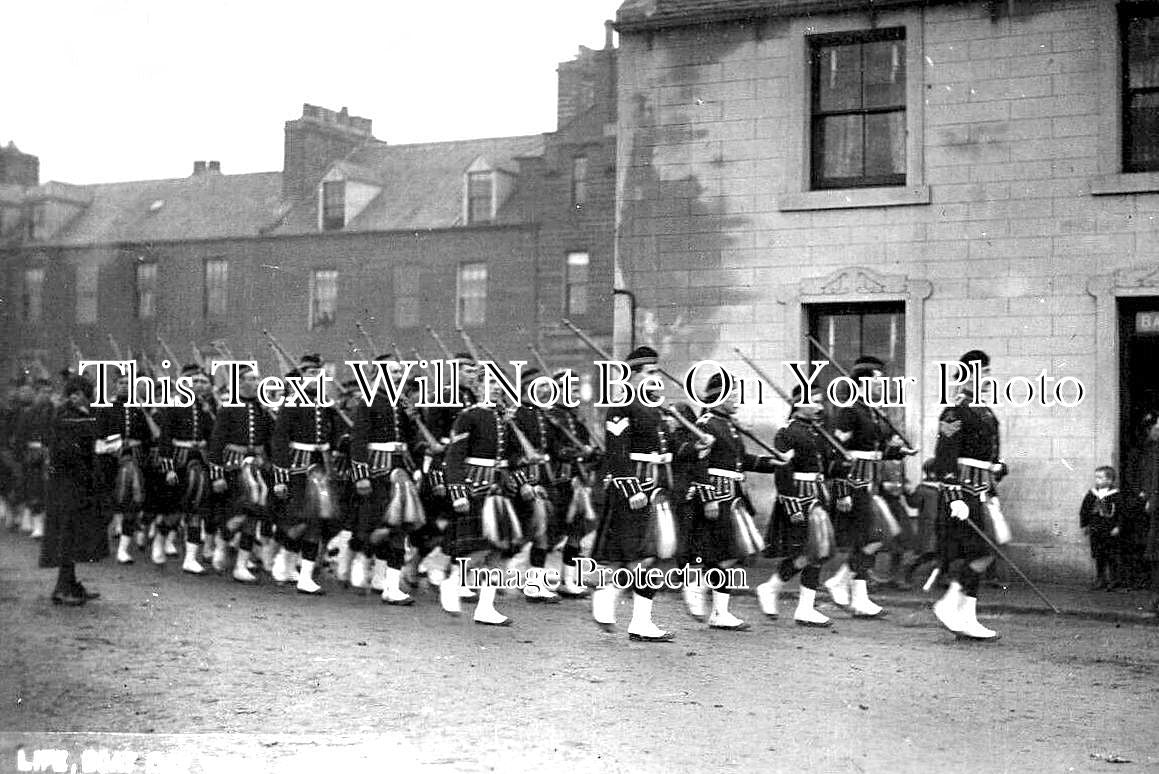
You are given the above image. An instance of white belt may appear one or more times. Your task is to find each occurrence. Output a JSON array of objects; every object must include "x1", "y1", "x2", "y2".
[
  {"x1": 466, "y1": 456, "x2": 508, "y2": 469},
  {"x1": 173, "y1": 439, "x2": 206, "y2": 449},
  {"x1": 226, "y1": 443, "x2": 262, "y2": 454},
  {"x1": 369, "y1": 442, "x2": 406, "y2": 452},
  {"x1": 958, "y1": 457, "x2": 991, "y2": 470},
  {"x1": 630, "y1": 452, "x2": 673, "y2": 464},
  {"x1": 290, "y1": 442, "x2": 330, "y2": 452},
  {"x1": 26, "y1": 441, "x2": 44, "y2": 450},
  {"x1": 707, "y1": 468, "x2": 744, "y2": 481},
  {"x1": 793, "y1": 472, "x2": 822, "y2": 482},
  {"x1": 848, "y1": 450, "x2": 882, "y2": 461}
]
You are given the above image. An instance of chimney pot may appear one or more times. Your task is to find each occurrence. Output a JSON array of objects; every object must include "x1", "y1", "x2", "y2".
[
  {"x1": 605, "y1": 20, "x2": 615, "y2": 49},
  {"x1": 207, "y1": 160, "x2": 221, "y2": 173},
  {"x1": 193, "y1": 160, "x2": 207, "y2": 175}
]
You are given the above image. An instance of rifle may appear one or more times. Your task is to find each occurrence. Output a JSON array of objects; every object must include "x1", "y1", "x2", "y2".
[
  {"x1": 806, "y1": 334, "x2": 915, "y2": 450},
  {"x1": 262, "y1": 329, "x2": 353, "y2": 428},
  {"x1": 426, "y1": 326, "x2": 455, "y2": 360},
  {"x1": 354, "y1": 321, "x2": 380, "y2": 358},
  {"x1": 732, "y1": 347, "x2": 851, "y2": 463},
  {"x1": 156, "y1": 335, "x2": 180, "y2": 372},
  {"x1": 559, "y1": 318, "x2": 719, "y2": 448},
  {"x1": 527, "y1": 345, "x2": 604, "y2": 455}
]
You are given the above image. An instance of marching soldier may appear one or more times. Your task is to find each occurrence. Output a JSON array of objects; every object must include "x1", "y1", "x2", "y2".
[
  {"x1": 156, "y1": 365, "x2": 215, "y2": 575},
  {"x1": 95, "y1": 367, "x2": 155, "y2": 565},
  {"x1": 824, "y1": 356, "x2": 911, "y2": 618},
  {"x1": 349, "y1": 356, "x2": 423, "y2": 606},
  {"x1": 411, "y1": 353, "x2": 478, "y2": 599},
  {"x1": 591, "y1": 346, "x2": 710, "y2": 642},
  {"x1": 441, "y1": 370, "x2": 520, "y2": 626},
  {"x1": 271, "y1": 354, "x2": 342, "y2": 595},
  {"x1": 755, "y1": 383, "x2": 837, "y2": 627},
  {"x1": 510, "y1": 368, "x2": 563, "y2": 603},
  {"x1": 328, "y1": 378, "x2": 361, "y2": 588},
  {"x1": 207, "y1": 363, "x2": 275, "y2": 583},
  {"x1": 683, "y1": 372, "x2": 782, "y2": 631},
  {"x1": 13, "y1": 378, "x2": 54, "y2": 539},
  {"x1": 545, "y1": 368, "x2": 599, "y2": 598},
  {"x1": 931, "y1": 350, "x2": 1007, "y2": 641}
]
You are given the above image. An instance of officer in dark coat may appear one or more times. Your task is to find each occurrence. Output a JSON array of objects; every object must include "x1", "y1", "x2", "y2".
[{"x1": 40, "y1": 375, "x2": 105, "y2": 606}]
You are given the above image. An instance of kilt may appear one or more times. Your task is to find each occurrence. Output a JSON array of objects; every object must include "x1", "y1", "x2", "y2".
[
  {"x1": 683, "y1": 497, "x2": 759, "y2": 566},
  {"x1": 939, "y1": 491, "x2": 991, "y2": 562},
  {"x1": 547, "y1": 479, "x2": 596, "y2": 549},
  {"x1": 765, "y1": 498, "x2": 807, "y2": 559},
  {"x1": 354, "y1": 475, "x2": 407, "y2": 547},
  {"x1": 834, "y1": 488, "x2": 885, "y2": 549},
  {"x1": 592, "y1": 487, "x2": 657, "y2": 563},
  {"x1": 446, "y1": 493, "x2": 519, "y2": 557}
]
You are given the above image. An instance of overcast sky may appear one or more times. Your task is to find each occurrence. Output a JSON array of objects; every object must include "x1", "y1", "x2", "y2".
[{"x1": 4, "y1": 1, "x2": 624, "y2": 185}]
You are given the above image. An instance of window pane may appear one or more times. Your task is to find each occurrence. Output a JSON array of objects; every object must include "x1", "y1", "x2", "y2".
[
  {"x1": 862, "y1": 39, "x2": 906, "y2": 108},
  {"x1": 816, "y1": 44, "x2": 863, "y2": 112},
  {"x1": 205, "y1": 260, "x2": 228, "y2": 317},
  {"x1": 311, "y1": 270, "x2": 338, "y2": 329},
  {"x1": 819, "y1": 114, "x2": 864, "y2": 180},
  {"x1": 865, "y1": 111, "x2": 906, "y2": 177},
  {"x1": 457, "y1": 262, "x2": 487, "y2": 327},
  {"x1": 808, "y1": 303, "x2": 906, "y2": 405},
  {"x1": 1127, "y1": 15, "x2": 1159, "y2": 90},
  {"x1": 572, "y1": 156, "x2": 589, "y2": 208},
  {"x1": 22, "y1": 268, "x2": 44, "y2": 322},
  {"x1": 467, "y1": 172, "x2": 492, "y2": 224},
  {"x1": 136, "y1": 263, "x2": 156, "y2": 319},
  {"x1": 76, "y1": 265, "x2": 98, "y2": 324},
  {"x1": 322, "y1": 181, "x2": 345, "y2": 231},
  {"x1": 394, "y1": 264, "x2": 421, "y2": 329},
  {"x1": 566, "y1": 251, "x2": 589, "y2": 315}
]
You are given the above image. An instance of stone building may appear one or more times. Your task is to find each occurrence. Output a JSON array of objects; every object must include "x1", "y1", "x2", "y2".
[{"x1": 612, "y1": 0, "x2": 1159, "y2": 577}]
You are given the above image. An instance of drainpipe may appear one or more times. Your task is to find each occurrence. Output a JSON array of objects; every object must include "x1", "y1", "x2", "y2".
[{"x1": 613, "y1": 287, "x2": 636, "y2": 354}]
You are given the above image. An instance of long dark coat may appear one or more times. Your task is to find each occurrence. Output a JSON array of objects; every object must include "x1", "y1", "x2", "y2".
[{"x1": 39, "y1": 403, "x2": 108, "y2": 568}]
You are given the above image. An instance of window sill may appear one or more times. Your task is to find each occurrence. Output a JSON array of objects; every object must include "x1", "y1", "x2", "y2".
[
  {"x1": 776, "y1": 185, "x2": 930, "y2": 212},
  {"x1": 1089, "y1": 172, "x2": 1159, "y2": 196}
]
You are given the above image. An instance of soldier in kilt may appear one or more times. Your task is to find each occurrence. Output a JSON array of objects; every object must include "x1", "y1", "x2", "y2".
[
  {"x1": 207, "y1": 364, "x2": 275, "y2": 583},
  {"x1": 350, "y1": 357, "x2": 423, "y2": 606},
  {"x1": 13, "y1": 378, "x2": 54, "y2": 539},
  {"x1": 931, "y1": 350, "x2": 1006, "y2": 641},
  {"x1": 442, "y1": 372, "x2": 521, "y2": 625},
  {"x1": 95, "y1": 368, "x2": 156, "y2": 565},
  {"x1": 755, "y1": 384, "x2": 838, "y2": 628},
  {"x1": 824, "y1": 356, "x2": 913, "y2": 618},
  {"x1": 155, "y1": 365, "x2": 216, "y2": 575},
  {"x1": 591, "y1": 346, "x2": 710, "y2": 642},
  {"x1": 682, "y1": 372, "x2": 782, "y2": 631},
  {"x1": 270, "y1": 354, "x2": 343, "y2": 596},
  {"x1": 510, "y1": 369, "x2": 564, "y2": 604},
  {"x1": 545, "y1": 369, "x2": 600, "y2": 599}
]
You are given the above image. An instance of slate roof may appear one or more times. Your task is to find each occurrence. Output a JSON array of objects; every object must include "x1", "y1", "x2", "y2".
[
  {"x1": 616, "y1": 0, "x2": 936, "y2": 30},
  {"x1": 34, "y1": 171, "x2": 285, "y2": 246},
  {"x1": 273, "y1": 133, "x2": 546, "y2": 234}
]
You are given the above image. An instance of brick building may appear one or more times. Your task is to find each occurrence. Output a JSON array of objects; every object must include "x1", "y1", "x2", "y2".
[
  {"x1": 612, "y1": 0, "x2": 1159, "y2": 577},
  {"x1": 0, "y1": 36, "x2": 618, "y2": 404}
]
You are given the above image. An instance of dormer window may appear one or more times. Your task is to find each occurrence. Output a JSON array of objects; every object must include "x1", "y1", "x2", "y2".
[
  {"x1": 322, "y1": 181, "x2": 345, "y2": 231},
  {"x1": 467, "y1": 171, "x2": 493, "y2": 224}
]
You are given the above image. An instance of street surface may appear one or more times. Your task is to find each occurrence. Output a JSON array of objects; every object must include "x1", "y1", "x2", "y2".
[{"x1": 1, "y1": 530, "x2": 1156, "y2": 773}]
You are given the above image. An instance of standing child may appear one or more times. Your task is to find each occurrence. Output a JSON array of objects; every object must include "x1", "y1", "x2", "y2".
[
  {"x1": 1079, "y1": 466, "x2": 1124, "y2": 591},
  {"x1": 902, "y1": 458, "x2": 942, "y2": 589}
]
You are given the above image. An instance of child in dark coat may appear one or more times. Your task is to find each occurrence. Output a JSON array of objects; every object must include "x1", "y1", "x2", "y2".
[
  {"x1": 901, "y1": 458, "x2": 943, "y2": 589},
  {"x1": 1079, "y1": 466, "x2": 1125, "y2": 591}
]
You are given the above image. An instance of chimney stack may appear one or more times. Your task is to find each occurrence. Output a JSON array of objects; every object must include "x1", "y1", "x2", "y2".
[
  {"x1": 605, "y1": 20, "x2": 615, "y2": 50},
  {"x1": 207, "y1": 160, "x2": 221, "y2": 174},
  {"x1": 192, "y1": 160, "x2": 207, "y2": 176},
  {"x1": 282, "y1": 103, "x2": 374, "y2": 204}
]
